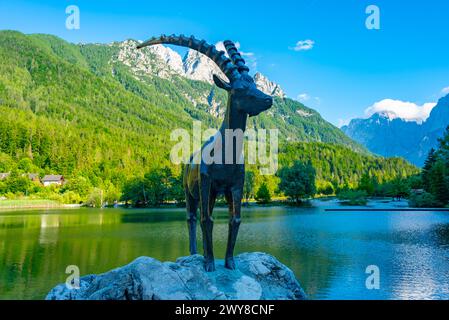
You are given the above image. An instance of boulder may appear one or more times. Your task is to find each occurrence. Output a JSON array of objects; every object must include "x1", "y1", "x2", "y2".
[{"x1": 46, "y1": 252, "x2": 306, "y2": 300}]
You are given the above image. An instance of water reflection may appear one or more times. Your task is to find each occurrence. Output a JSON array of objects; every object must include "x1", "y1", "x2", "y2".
[{"x1": 0, "y1": 204, "x2": 449, "y2": 300}]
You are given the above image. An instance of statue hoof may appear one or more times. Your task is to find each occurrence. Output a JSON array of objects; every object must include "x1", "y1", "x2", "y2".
[
  {"x1": 204, "y1": 260, "x2": 216, "y2": 272},
  {"x1": 225, "y1": 258, "x2": 236, "y2": 270}
]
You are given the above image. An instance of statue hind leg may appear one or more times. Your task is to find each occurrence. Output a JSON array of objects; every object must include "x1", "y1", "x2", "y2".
[{"x1": 185, "y1": 190, "x2": 198, "y2": 255}]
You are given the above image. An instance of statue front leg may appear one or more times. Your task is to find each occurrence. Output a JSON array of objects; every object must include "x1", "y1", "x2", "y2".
[
  {"x1": 199, "y1": 175, "x2": 216, "y2": 272},
  {"x1": 225, "y1": 187, "x2": 242, "y2": 270},
  {"x1": 185, "y1": 191, "x2": 198, "y2": 255}
]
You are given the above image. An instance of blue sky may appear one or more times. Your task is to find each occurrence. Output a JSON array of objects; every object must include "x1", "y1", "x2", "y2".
[{"x1": 1, "y1": 0, "x2": 448, "y2": 126}]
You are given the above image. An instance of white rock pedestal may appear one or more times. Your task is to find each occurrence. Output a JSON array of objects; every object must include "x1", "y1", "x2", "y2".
[{"x1": 46, "y1": 252, "x2": 306, "y2": 300}]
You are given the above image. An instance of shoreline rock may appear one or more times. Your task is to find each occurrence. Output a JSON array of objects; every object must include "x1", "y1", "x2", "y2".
[{"x1": 46, "y1": 252, "x2": 306, "y2": 300}]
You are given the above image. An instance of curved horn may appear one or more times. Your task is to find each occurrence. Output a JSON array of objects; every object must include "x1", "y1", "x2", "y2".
[
  {"x1": 223, "y1": 40, "x2": 249, "y2": 74},
  {"x1": 137, "y1": 34, "x2": 240, "y2": 81}
]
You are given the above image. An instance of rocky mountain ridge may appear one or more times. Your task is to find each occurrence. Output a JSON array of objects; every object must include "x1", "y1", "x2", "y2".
[
  {"x1": 342, "y1": 94, "x2": 449, "y2": 166},
  {"x1": 114, "y1": 39, "x2": 285, "y2": 98}
]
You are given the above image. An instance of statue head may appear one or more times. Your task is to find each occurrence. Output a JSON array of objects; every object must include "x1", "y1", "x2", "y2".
[
  {"x1": 213, "y1": 73, "x2": 273, "y2": 117},
  {"x1": 212, "y1": 40, "x2": 272, "y2": 117},
  {"x1": 137, "y1": 35, "x2": 273, "y2": 117}
]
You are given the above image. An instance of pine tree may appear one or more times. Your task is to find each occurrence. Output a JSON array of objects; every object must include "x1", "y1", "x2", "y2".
[
  {"x1": 359, "y1": 173, "x2": 375, "y2": 195},
  {"x1": 422, "y1": 148, "x2": 436, "y2": 192},
  {"x1": 243, "y1": 170, "x2": 256, "y2": 205},
  {"x1": 255, "y1": 182, "x2": 271, "y2": 204},
  {"x1": 429, "y1": 160, "x2": 449, "y2": 206}
]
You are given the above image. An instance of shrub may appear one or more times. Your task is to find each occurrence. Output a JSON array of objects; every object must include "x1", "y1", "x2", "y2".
[
  {"x1": 86, "y1": 188, "x2": 103, "y2": 208},
  {"x1": 61, "y1": 191, "x2": 82, "y2": 204},
  {"x1": 255, "y1": 182, "x2": 271, "y2": 204},
  {"x1": 337, "y1": 190, "x2": 368, "y2": 205},
  {"x1": 278, "y1": 160, "x2": 316, "y2": 204},
  {"x1": 409, "y1": 192, "x2": 442, "y2": 208},
  {"x1": 317, "y1": 181, "x2": 334, "y2": 195}
]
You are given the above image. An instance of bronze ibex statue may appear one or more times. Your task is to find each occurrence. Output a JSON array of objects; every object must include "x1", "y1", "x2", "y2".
[{"x1": 138, "y1": 35, "x2": 273, "y2": 271}]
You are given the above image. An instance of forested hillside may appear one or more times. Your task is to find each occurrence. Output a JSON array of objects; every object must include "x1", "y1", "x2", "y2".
[
  {"x1": 0, "y1": 30, "x2": 418, "y2": 204},
  {"x1": 279, "y1": 142, "x2": 418, "y2": 192}
]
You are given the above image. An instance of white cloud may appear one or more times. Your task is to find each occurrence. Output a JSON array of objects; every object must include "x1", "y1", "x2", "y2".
[
  {"x1": 291, "y1": 39, "x2": 315, "y2": 51},
  {"x1": 441, "y1": 86, "x2": 449, "y2": 95},
  {"x1": 241, "y1": 51, "x2": 255, "y2": 57},
  {"x1": 365, "y1": 99, "x2": 437, "y2": 123},
  {"x1": 216, "y1": 41, "x2": 254, "y2": 57},
  {"x1": 297, "y1": 93, "x2": 310, "y2": 101},
  {"x1": 297, "y1": 93, "x2": 321, "y2": 105},
  {"x1": 215, "y1": 41, "x2": 227, "y2": 54}
]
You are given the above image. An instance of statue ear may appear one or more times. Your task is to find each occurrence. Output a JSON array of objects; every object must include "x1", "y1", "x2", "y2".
[{"x1": 213, "y1": 74, "x2": 231, "y2": 91}]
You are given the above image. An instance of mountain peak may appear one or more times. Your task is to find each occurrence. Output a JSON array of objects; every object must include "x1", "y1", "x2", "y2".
[
  {"x1": 253, "y1": 72, "x2": 285, "y2": 98},
  {"x1": 183, "y1": 49, "x2": 227, "y2": 83},
  {"x1": 115, "y1": 39, "x2": 184, "y2": 78},
  {"x1": 371, "y1": 111, "x2": 395, "y2": 122}
]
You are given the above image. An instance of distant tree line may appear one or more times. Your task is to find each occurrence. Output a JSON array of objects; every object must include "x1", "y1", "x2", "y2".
[{"x1": 0, "y1": 139, "x2": 420, "y2": 207}]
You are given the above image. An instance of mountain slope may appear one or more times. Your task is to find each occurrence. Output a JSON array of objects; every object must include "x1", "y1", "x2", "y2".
[
  {"x1": 0, "y1": 31, "x2": 195, "y2": 180},
  {"x1": 342, "y1": 94, "x2": 449, "y2": 166}
]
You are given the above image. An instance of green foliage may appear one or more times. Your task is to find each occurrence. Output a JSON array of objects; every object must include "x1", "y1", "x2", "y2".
[
  {"x1": 0, "y1": 171, "x2": 32, "y2": 195},
  {"x1": 0, "y1": 153, "x2": 14, "y2": 172},
  {"x1": 61, "y1": 190, "x2": 82, "y2": 204},
  {"x1": 278, "y1": 160, "x2": 316, "y2": 203},
  {"x1": 359, "y1": 173, "x2": 376, "y2": 195},
  {"x1": 61, "y1": 176, "x2": 92, "y2": 197},
  {"x1": 418, "y1": 127, "x2": 449, "y2": 207},
  {"x1": 317, "y1": 181, "x2": 334, "y2": 195},
  {"x1": 280, "y1": 142, "x2": 418, "y2": 192},
  {"x1": 243, "y1": 170, "x2": 256, "y2": 204},
  {"x1": 337, "y1": 190, "x2": 368, "y2": 206},
  {"x1": 121, "y1": 168, "x2": 182, "y2": 207},
  {"x1": 255, "y1": 182, "x2": 271, "y2": 204},
  {"x1": 102, "y1": 181, "x2": 122, "y2": 205},
  {"x1": 422, "y1": 148, "x2": 437, "y2": 191},
  {"x1": 390, "y1": 178, "x2": 410, "y2": 198},
  {"x1": 17, "y1": 158, "x2": 38, "y2": 173},
  {"x1": 143, "y1": 169, "x2": 173, "y2": 206},
  {"x1": 429, "y1": 161, "x2": 449, "y2": 204},
  {"x1": 408, "y1": 192, "x2": 440, "y2": 208},
  {"x1": 168, "y1": 173, "x2": 185, "y2": 205},
  {"x1": 120, "y1": 177, "x2": 145, "y2": 205},
  {"x1": 85, "y1": 188, "x2": 104, "y2": 208}
]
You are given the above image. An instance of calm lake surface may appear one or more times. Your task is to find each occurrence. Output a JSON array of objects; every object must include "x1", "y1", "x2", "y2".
[{"x1": 1, "y1": 200, "x2": 449, "y2": 300}]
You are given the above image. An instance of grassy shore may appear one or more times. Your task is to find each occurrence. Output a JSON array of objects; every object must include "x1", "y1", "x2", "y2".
[{"x1": 0, "y1": 199, "x2": 65, "y2": 209}]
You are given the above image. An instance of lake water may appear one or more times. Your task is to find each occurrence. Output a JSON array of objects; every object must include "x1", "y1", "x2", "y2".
[{"x1": 1, "y1": 200, "x2": 449, "y2": 300}]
